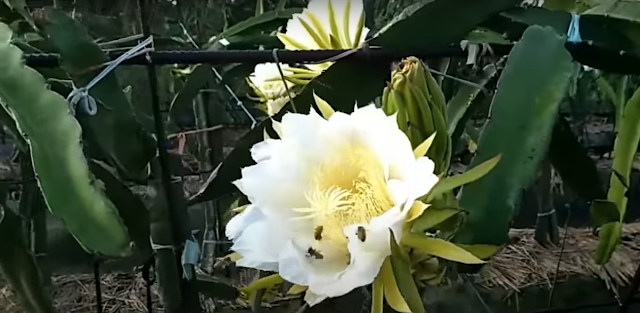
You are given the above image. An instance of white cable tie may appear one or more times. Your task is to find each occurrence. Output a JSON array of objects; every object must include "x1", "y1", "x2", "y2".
[{"x1": 66, "y1": 36, "x2": 155, "y2": 116}]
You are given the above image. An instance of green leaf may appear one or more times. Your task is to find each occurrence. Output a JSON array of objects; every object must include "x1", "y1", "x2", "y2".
[
  {"x1": 89, "y1": 160, "x2": 152, "y2": 257},
  {"x1": 207, "y1": 8, "x2": 303, "y2": 50},
  {"x1": 594, "y1": 221, "x2": 622, "y2": 265},
  {"x1": 542, "y1": 0, "x2": 583, "y2": 12},
  {"x1": 0, "y1": 21, "x2": 132, "y2": 257},
  {"x1": 596, "y1": 85, "x2": 640, "y2": 264},
  {"x1": 371, "y1": 0, "x2": 520, "y2": 50},
  {"x1": 411, "y1": 207, "x2": 461, "y2": 233},
  {"x1": 456, "y1": 25, "x2": 575, "y2": 246},
  {"x1": 455, "y1": 243, "x2": 502, "y2": 260},
  {"x1": 446, "y1": 63, "x2": 499, "y2": 136},
  {"x1": 583, "y1": 0, "x2": 640, "y2": 23},
  {"x1": 2, "y1": 0, "x2": 34, "y2": 28},
  {"x1": 402, "y1": 233, "x2": 485, "y2": 264},
  {"x1": 464, "y1": 29, "x2": 512, "y2": 44},
  {"x1": 276, "y1": 0, "x2": 287, "y2": 11},
  {"x1": 485, "y1": 6, "x2": 640, "y2": 64},
  {"x1": 427, "y1": 154, "x2": 501, "y2": 202},
  {"x1": 188, "y1": 0, "x2": 521, "y2": 205},
  {"x1": 389, "y1": 230, "x2": 426, "y2": 313},
  {"x1": 0, "y1": 208, "x2": 55, "y2": 313},
  {"x1": 168, "y1": 65, "x2": 214, "y2": 125},
  {"x1": 195, "y1": 272, "x2": 239, "y2": 300},
  {"x1": 33, "y1": 8, "x2": 156, "y2": 181},
  {"x1": 548, "y1": 116, "x2": 606, "y2": 201},
  {"x1": 240, "y1": 274, "x2": 284, "y2": 293},
  {"x1": 590, "y1": 199, "x2": 620, "y2": 227},
  {"x1": 371, "y1": 275, "x2": 384, "y2": 313},
  {"x1": 612, "y1": 168, "x2": 630, "y2": 190}
]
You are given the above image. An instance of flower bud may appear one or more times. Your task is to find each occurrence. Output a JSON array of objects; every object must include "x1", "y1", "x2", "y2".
[{"x1": 382, "y1": 57, "x2": 451, "y2": 174}]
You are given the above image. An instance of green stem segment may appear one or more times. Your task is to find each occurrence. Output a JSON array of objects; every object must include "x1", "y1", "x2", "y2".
[
  {"x1": 0, "y1": 22, "x2": 131, "y2": 257},
  {"x1": 595, "y1": 86, "x2": 640, "y2": 264}
]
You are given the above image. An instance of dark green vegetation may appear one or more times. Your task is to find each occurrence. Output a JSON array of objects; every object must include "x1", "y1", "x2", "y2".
[{"x1": 0, "y1": 0, "x2": 639, "y2": 313}]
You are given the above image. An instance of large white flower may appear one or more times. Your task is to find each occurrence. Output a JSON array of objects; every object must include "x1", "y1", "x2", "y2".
[{"x1": 226, "y1": 98, "x2": 439, "y2": 305}]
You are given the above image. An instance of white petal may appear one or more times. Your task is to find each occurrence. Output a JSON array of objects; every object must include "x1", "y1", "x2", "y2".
[
  {"x1": 225, "y1": 205, "x2": 261, "y2": 240},
  {"x1": 234, "y1": 160, "x2": 309, "y2": 211},
  {"x1": 237, "y1": 257, "x2": 279, "y2": 272},
  {"x1": 406, "y1": 157, "x2": 439, "y2": 199},
  {"x1": 227, "y1": 208, "x2": 287, "y2": 272},
  {"x1": 342, "y1": 0, "x2": 370, "y2": 44},
  {"x1": 266, "y1": 97, "x2": 290, "y2": 116},
  {"x1": 282, "y1": 0, "x2": 369, "y2": 50},
  {"x1": 234, "y1": 112, "x2": 334, "y2": 213},
  {"x1": 386, "y1": 179, "x2": 410, "y2": 206},
  {"x1": 250, "y1": 63, "x2": 292, "y2": 86},
  {"x1": 280, "y1": 109, "x2": 328, "y2": 144},
  {"x1": 304, "y1": 290, "x2": 327, "y2": 307},
  {"x1": 250, "y1": 139, "x2": 282, "y2": 163},
  {"x1": 278, "y1": 240, "x2": 313, "y2": 286},
  {"x1": 284, "y1": 13, "x2": 323, "y2": 50}
]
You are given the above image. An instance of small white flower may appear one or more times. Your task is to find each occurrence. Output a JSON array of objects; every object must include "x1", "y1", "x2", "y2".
[
  {"x1": 247, "y1": 63, "x2": 296, "y2": 116},
  {"x1": 277, "y1": 0, "x2": 370, "y2": 72},
  {"x1": 226, "y1": 99, "x2": 439, "y2": 306},
  {"x1": 248, "y1": 63, "x2": 318, "y2": 116},
  {"x1": 247, "y1": 0, "x2": 370, "y2": 116}
]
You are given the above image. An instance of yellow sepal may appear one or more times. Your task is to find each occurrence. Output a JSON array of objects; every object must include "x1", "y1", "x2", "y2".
[{"x1": 413, "y1": 132, "x2": 437, "y2": 159}]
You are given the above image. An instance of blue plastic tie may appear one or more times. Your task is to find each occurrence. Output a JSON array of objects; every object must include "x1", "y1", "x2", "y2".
[
  {"x1": 181, "y1": 234, "x2": 201, "y2": 281},
  {"x1": 66, "y1": 36, "x2": 155, "y2": 116},
  {"x1": 567, "y1": 13, "x2": 582, "y2": 43}
]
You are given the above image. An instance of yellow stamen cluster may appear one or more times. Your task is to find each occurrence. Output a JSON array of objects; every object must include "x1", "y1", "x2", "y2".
[{"x1": 294, "y1": 142, "x2": 394, "y2": 250}]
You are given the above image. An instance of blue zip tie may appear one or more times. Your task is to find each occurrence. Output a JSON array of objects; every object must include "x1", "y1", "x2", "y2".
[
  {"x1": 567, "y1": 13, "x2": 582, "y2": 43},
  {"x1": 181, "y1": 233, "x2": 201, "y2": 281},
  {"x1": 66, "y1": 36, "x2": 155, "y2": 116}
]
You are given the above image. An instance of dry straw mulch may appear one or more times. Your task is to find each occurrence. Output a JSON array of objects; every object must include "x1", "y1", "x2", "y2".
[
  {"x1": 1, "y1": 272, "x2": 164, "y2": 313},
  {"x1": 1, "y1": 223, "x2": 639, "y2": 312},
  {"x1": 480, "y1": 223, "x2": 640, "y2": 296}
]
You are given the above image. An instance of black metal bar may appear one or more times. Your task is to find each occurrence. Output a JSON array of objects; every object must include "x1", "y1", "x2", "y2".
[
  {"x1": 23, "y1": 45, "x2": 514, "y2": 67},
  {"x1": 93, "y1": 261, "x2": 102, "y2": 313},
  {"x1": 138, "y1": 1, "x2": 200, "y2": 312},
  {"x1": 142, "y1": 259, "x2": 154, "y2": 313},
  {"x1": 137, "y1": 1, "x2": 178, "y2": 246}
]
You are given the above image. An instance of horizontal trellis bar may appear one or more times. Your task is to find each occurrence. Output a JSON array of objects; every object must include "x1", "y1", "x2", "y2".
[
  {"x1": 23, "y1": 45, "x2": 515, "y2": 67},
  {"x1": 21, "y1": 43, "x2": 640, "y2": 75}
]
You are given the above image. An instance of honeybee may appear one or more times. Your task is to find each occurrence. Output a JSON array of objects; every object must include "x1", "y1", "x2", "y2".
[
  {"x1": 314, "y1": 226, "x2": 323, "y2": 240},
  {"x1": 356, "y1": 226, "x2": 366, "y2": 242},
  {"x1": 307, "y1": 247, "x2": 324, "y2": 260}
]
